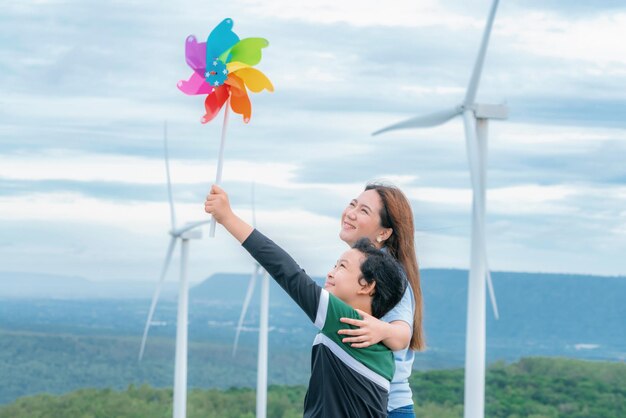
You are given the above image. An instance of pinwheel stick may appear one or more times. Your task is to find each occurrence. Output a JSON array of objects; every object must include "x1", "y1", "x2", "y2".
[{"x1": 209, "y1": 96, "x2": 231, "y2": 237}]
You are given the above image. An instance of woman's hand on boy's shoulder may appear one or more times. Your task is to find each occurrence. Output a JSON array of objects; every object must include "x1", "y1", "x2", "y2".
[
  {"x1": 338, "y1": 309, "x2": 387, "y2": 348},
  {"x1": 339, "y1": 309, "x2": 411, "y2": 350}
]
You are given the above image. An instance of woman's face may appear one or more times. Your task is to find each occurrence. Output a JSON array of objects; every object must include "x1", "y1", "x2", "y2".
[{"x1": 339, "y1": 189, "x2": 386, "y2": 247}]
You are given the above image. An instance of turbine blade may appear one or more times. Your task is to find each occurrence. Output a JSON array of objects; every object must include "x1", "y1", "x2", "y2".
[
  {"x1": 462, "y1": 111, "x2": 481, "y2": 197},
  {"x1": 464, "y1": 0, "x2": 501, "y2": 105},
  {"x1": 163, "y1": 121, "x2": 177, "y2": 230},
  {"x1": 485, "y1": 259, "x2": 499, "y2": 320},
  {"x1": 139, "y1": 236, "x2": 177, "y2": 362},
  {"x1": 372, "y1": 107, "x2": 461, "y2": 136},
  {"x1": 232, "y1": 263, "x2": 260, "y2": 356}
]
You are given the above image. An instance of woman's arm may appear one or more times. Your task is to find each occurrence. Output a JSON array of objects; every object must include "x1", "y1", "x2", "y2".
[
  {"x1": 338, "y1": 311, "x2": 411, "y2": 350},
  {"x1": 339, "y1": 283, "x2": 414, "y2": 350}
]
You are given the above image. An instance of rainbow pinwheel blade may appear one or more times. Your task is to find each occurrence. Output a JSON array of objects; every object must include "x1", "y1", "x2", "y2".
[
  {"x1": 229, "y1": 38, "x2": 269, "y2": 66},
  {"x1": 229, "y1": 74, "x2": 252, "y2": 123},
  {"x1": 234, "y1": 67, "x2": 274, "y2": 93},
  {"x1": 178, "y1": 72, "x2": 214, "y2": 95},
  {"x1": 202, "y1": 85, "x2": 230, "y2": 124},
  {"x1": 207, "y1": 18, "x2": 239, "y2": 61},
  {"x1": 185, "y1": 35, "x2": 206, "y2": 73}
]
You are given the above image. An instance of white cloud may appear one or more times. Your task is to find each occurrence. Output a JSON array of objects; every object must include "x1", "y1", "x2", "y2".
[
  {"x1": 414, "y1": 230, "x2": 469, "y2": 269},
  {"x1": 0, "y1": 193, "x2": 175, "y2": 232},
  {"x1": 500, "y1": 12, "x2": 626, "y2": 67},
  {"x1": 0, "y1": 151, "x2": 299, "y2": 187},
  {"x1": 400, "y1": 85, "x2": 466, "y2": 98},
  {"x1": 239, "y1": 0, "x2": 478, "y2": 29},
  {"x1": 612, "y1": 211, "x2": 626, "y2": 236},
  {"x1": 488, "y1": 184, "x2": 578, "y2": 215},
  {"x1": 1, "y1": 93, "x2": 189, "y2": 125},
  {"x1": 404, "y1": 183, "x2": 582, "y2": 215},
  {"x1": 493, "y1": 123, "x2": 626, "y2": 149}
]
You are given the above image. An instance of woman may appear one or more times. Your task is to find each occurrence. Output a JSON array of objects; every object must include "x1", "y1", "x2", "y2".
[{"x1": 336, "y1": 183, "x2": 425, "y2": 418}]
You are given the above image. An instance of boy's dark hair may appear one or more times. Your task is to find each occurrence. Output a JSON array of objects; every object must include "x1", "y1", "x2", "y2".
[{"x1": 352, "y1": 238, "x2": 407, "y2": 318}]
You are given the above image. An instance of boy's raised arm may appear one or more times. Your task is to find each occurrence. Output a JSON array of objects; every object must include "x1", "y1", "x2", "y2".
[{"x1": 205, "y1": 185, "x2": 324, "y2": 325}]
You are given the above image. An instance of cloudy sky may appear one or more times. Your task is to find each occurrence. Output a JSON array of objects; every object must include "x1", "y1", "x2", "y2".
[{"x1": 1, "y1": 0, "x2": 625, "y2": 284}]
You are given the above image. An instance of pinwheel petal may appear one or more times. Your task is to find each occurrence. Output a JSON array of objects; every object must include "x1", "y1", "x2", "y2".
[
  {"x1": 207, "y1": 18, "x2": 240, "y2": 60},
  {"x1": 226, "y1": 61, "x2": 249, "y2": 73},
  {"x1": 225, "y1": 73, "x2": 245, "y2": 91},
  {"x1": 185, "y1": 35, "x2": 206, "y2": 73},
  {"x1": 229, "y1": 38, "x2": 269, "y2": 66},
  {"x1": 218, "y1": 49, "x2": 232, "y2": 64},
  {"x1": 202, "y1": 85, "x2": 230, "y2": 124},
  {"x1": 177, "y1": 72, "x2": 214, "y2": 95},
  {"x1": 233, "y1": 67, "x2": 274, "y2": 93},
  {"x1": 228, "y1": 75, "x2": 251, "y2": 123}
]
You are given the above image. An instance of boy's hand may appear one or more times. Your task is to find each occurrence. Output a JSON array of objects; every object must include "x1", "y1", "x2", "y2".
[
  {"x1": 204, "y1": 184, "x2": 254, "y2": 243},
  {"x1": 204, "y1": 184, "x2": 233, "y2": 224}
]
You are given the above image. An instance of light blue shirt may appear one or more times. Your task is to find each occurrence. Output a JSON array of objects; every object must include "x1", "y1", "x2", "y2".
[{"x1": 381, "y1": 277, "x2": 415, "y2": 411}]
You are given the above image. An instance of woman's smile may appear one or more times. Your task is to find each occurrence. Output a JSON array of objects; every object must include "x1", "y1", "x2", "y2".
[{"x1": 342, "y1": 220, "x2": 356, "y2": 230}]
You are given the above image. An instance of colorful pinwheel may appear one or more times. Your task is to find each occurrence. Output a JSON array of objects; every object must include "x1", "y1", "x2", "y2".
[
  {"x1": 178, "y1": 18, "x2": 273, "y2": 237},
  {"x1": 177, "y1": 18, "x2": 274, "y2": 123}
]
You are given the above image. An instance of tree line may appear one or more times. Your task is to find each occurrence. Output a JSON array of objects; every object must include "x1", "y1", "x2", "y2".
[{"x1": 1, "y1": 357, "x2": 624, "y2": 418}]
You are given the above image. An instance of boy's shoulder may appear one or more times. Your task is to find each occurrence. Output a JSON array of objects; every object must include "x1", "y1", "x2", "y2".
[
  {"x1": 315, "y1": 291, "x2": 395, "y2": 382},
  {"x1": 322, "y1": 292, "x2": 365, "y2": 329},
  {"x1": 320, "y1": 292, "x2": 389, "y2": 351}
]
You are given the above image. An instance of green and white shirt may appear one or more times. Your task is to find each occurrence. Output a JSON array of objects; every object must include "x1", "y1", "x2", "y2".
[{"x1": 243, "y1": 230, "x2": 395, "y2": 418}]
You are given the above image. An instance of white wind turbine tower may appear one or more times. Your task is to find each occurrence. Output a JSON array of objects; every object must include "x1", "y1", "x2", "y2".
[
  {"x1": 138, "y1": 122, "x2": 212, "y2": 418},
  {"x1": 231, "y1": 183, "x2": 271, "y2": 418},
  {"x1": 373, "y1": 1, "x2": 506, "y2": 417}
]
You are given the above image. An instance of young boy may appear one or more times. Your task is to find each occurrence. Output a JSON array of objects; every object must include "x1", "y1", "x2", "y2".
[{"x1": 205, "y1": 185, "x2": 406, "y2": 417}]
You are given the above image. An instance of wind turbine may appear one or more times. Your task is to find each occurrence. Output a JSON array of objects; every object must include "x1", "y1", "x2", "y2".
[
  {"x1": 138, "y1": 121, "x2": 212, "y2": 418},
  {"x1": 231, "y1": 183, "x2": 270, "y2": 418},
  {"x1": 373, "y1": 1, "x2": 505, "y2": 417}
]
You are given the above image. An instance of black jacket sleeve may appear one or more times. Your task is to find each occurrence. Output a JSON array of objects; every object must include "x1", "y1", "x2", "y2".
[{"x1": 242, "y1": 229, "x2": 322, "y2": 323}]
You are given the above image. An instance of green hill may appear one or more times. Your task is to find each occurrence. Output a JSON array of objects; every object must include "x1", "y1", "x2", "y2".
[{"x1": 1, "y1": 357, "x2": 624, "y2": 418}]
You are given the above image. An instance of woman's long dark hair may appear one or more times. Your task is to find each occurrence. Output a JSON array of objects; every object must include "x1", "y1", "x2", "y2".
[{"x1": 366, "y1": 183, "x2": 425, "y2": 351}]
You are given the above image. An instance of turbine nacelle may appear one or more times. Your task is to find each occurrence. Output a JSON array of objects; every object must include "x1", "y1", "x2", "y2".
[
  {"x1": 169, "y1": 220, "x2": 210, "y2": 239},
  {"x1": 471, "y1": 103, "x2": 508, "y2": 120}
]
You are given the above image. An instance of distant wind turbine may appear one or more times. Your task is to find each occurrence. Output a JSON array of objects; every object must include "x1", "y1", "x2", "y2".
[
  {"x1": 232, "y1": 183, "x2": 270, "y2": 418},
  {"x1": 138, "y1": 121, "x2": 211, "y2": 418},
  {"x1": 373, "y1": 1, "x2": 506, "y2": 417}
]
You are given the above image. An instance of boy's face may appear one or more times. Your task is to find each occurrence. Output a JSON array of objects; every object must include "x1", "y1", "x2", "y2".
[{"x1": 324, "y1": 248, "x2": 367, "y2": 303}]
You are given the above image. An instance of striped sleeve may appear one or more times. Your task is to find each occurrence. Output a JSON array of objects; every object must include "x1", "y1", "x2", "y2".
[{"x1": 242, "y1": 229, "x2": 324, "y2": 325}]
